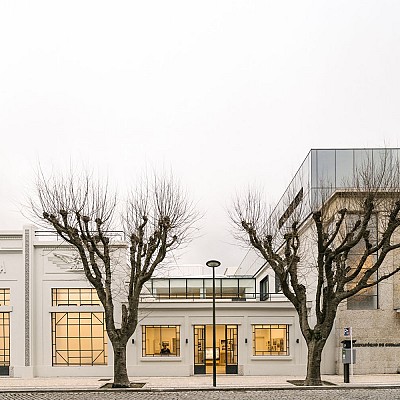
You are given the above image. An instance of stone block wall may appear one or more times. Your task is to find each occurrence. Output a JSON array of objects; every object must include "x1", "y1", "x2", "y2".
[{"x1": 335, "y1": 249, "x2": 400, "y2": 374}]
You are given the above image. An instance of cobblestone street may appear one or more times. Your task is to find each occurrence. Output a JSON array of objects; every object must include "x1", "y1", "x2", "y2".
[{"x1": 2, "y1": 390, "x2": 400, "y2": 400}]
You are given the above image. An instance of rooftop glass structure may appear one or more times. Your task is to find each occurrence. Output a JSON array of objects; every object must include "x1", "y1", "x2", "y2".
[
  {"x1": 272, "y1": 148, "x2": 400, "y2": 231},
  {"x1": 234, "y1": 148, "x2": 400, "y2": 276}
]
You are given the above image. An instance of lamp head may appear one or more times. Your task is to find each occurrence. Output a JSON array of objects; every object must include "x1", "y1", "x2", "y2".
[{"x1": 206, "y1": 260, "x2": 221, "y2": 268}]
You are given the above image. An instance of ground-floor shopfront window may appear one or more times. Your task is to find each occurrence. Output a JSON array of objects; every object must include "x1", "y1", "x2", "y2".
[
  {"x1": 0, "y1": 312, "x2": 10, "y2": 375},
  {"x1": 142, "y1": 325, "x2": 180, "y2": 357},
  {"x1": 252, "y1": 324, "x2": 289, "y2": 356},
  {"x1": 0, "y1": 288, "x2": 10, "y2": 376},
  {"x1": 51, "y1": 312, "x2": 107, "y2": 366}
]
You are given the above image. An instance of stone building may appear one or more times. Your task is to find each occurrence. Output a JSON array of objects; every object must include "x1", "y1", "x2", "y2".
[{"x1": 249, "y1": 148, "x2": 400, "y2": 375}]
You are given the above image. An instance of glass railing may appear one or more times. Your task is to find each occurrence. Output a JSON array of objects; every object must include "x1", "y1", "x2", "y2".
[
  {"x1": 143, "y1": 278, "x2": 257, "y2": 301},
  {"x1": 34, "y1": 230, "x2": 126, "y2": 241},
  {"x1": 139, "y1": 291, "x2": 288, "y2": 302}
]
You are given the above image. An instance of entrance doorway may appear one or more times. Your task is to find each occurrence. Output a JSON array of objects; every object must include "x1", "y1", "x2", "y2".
[{"x1": 194, "y1": 325, "x2": 238, "y2": 374}]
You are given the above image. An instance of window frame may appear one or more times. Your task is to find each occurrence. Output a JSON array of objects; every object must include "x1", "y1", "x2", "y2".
[
  {"x1": 52, "y1": 288, "x2": 102, "y2": 306},
  {"x1": 0, "y1": 289, "x2": 10, "y2": 307},
  {"x1": 0, "y1": 312, "x2": 10, "y2": 367},
  {"x1": 345, "y1": 212, "x2": 379, "y2": 310},
  {"x1": 141, "y1": 325, "x2": 181, "y2": 357},
  {"x1": 252, "y1": 324, "x2": 289, "y2": 356},
  {"x1": 51, "y1": 311, "x2": 108, "y2": 366}
]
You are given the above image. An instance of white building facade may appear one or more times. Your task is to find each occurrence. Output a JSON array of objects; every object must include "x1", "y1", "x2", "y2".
[{"x1": 0, "y1": 226, "x2": 307, "y2": 378}]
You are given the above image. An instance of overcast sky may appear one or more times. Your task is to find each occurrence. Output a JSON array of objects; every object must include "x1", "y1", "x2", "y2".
[{"x1": 1, "y1": 1, "x2": 400, "y2": 271}]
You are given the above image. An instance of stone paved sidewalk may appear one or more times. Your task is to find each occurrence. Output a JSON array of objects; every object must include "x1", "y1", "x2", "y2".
[{"x1": 1, "y1": 374, "x2": 400, "y2": 391}]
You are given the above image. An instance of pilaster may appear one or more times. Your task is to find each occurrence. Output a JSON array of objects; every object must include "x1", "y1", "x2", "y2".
[{"x1": 22, "y1": 225, "x2": 34, "y2": 376}]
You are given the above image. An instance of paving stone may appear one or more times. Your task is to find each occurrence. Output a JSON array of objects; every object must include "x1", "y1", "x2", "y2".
[{"x1": 2, "y1": 389, "x2": 400, "y2": 400}]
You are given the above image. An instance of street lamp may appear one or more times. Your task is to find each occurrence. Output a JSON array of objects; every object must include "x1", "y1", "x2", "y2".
[{"x1": 206, "y1": 259, "x2": 221, "y2": 388}]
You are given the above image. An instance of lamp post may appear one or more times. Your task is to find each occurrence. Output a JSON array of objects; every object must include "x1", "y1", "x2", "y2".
[{"x1": 206, "y1": 259, "x2": 221, "y2": 388}]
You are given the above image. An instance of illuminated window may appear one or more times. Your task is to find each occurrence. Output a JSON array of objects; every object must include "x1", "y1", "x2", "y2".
[
  {"x1": 252, "y1": 325, "x2": 289, "y2": 356},
  {"x1": 0, "y1": 313, "x2": 10, "y2": 368},
  {"x1": 346, "y1": 214, "x2": 378, "y2": 310},
  {"x1": 0, "y1": 289, "x2": 10, "y2": 306},
  {"x1": 52, "y1": 288, "x2": 101, "y2": 306},
  {"x1": 142, "y1": 326, "x2": 180, "y2": 357},
  {"x1": 347, "y1": 262, "x2": 378, "y2": 310},
  {"x1": 52, "y1": 312, "x2": 107, "y2": 366}
]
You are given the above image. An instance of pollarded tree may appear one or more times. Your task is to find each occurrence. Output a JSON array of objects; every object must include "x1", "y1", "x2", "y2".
[
  {"x1": 30, "y1": 170, "x2": 198, "y2": 387},
  {"x1": 231, "y1": 150, "x2": 400, "y2": 385}
]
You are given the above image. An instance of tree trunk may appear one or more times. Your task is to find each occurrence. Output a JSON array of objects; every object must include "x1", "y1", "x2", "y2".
[
  {"x1": 304, "y1": 338, "x2": 325, "y2": 386},
  {"x1": 112, "y1": 342, "x2": 130, "y2": 388}
]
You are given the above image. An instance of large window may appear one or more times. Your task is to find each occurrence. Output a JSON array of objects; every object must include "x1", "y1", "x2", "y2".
[
  {"x1": 252, "y1": 324, "x2": 289, "y2": 356},
  {"x1": 0, "y1": 288, "x2": 10, "y2": 306},
  {"x1": 0, "y1": 289, "x2": 10, "y2": 373},
  {"x1": 142, "y1": 325, "x2": 180, "y2": 357},
  {"x1": 0, "y1": 313, "x2": 10, "y2": 369},
  {"x1": 346, "y1": 214, "x2": 378, "y2": 310},
  {"x1": 52, "y1": 312, "x2": 107, "y2": 366},
  {"x1": 52, "y1": 288, "x2": 101, "y2": 306},
  {"x1": 51, "y1": 288, "x2": 107, "y2": 366},
  {"x1": 347, "y1": 264, "x2": 378, "y2": 310}
]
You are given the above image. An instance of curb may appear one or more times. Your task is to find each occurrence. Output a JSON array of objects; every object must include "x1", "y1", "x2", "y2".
[{"x1": 2, "y1": 385, "x2": 400, "y2": 393}]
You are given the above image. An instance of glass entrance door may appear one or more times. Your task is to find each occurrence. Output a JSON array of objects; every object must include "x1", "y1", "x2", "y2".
[
  {"x1": 193, "y1": 325, "x2": 238, "y2": 374},
  {"x1": 226, "y1": 325, "x2": 238, "y2": 374},
  {"x1": 194, "y1": 325, "x2": 206, "y2": 374}
]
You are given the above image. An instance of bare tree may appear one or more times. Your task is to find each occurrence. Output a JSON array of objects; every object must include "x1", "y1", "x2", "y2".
[
  {"x1": 30, "y1": 169, "x2": 198, "y2": 387},
  {"x1": 231, "y1": 151, "x2": 400, "y2": 385}
]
